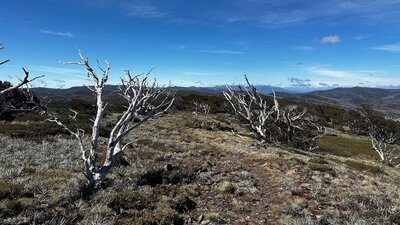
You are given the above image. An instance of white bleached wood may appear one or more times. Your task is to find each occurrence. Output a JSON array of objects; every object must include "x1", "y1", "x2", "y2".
[
  {"x1": 39, "y1": 52, "x2": 174, "y2": 189},
  {"x1": 223, "y1": 75, "x2": 325, "y2": 149}
]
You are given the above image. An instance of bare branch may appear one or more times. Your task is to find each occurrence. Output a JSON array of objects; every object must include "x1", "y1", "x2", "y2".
[
  {"x1": 0, "y1": 44, "x2": 10, "y2": 65},
  {"x1": 0, "y1": 59, "x2": 10, "y2": 65},
  {"x1": 193, "y1": 101, "x2": 211, "y2": 114},
  {"x1": 40, "y1": 52, "x2": 174, "y2": 189},
  {"x1": 369, "y1": 127, "x2": 400, "y2": 167},
  {"x1": 0, "y1": 67, "x2": 44, "y2": 95},
  {"x1": 223, "y1": 75, "x2": 323, "y2": 150}
]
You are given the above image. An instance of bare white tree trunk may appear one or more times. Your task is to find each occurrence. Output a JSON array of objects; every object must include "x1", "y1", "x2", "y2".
[
  {"x1": 223, "y1": 75, "x2": 280, "y2": 141},
  {"x1": 369, "y1": 130, "x2": 400, "y2": 167},
  {"x1": 36, "y1": 51, "x2": 174, "y2": 189},
  {"x1": 193, "y1": 101, "x2": 211, "y2": 114},
  {"x1": 223, "y1": 75, "x2": 325, "y2": 149}
]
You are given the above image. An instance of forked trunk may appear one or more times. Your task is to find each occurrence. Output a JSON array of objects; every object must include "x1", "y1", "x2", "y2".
[
  {"x1": 85, "y1": 145, "x2": 123, "y2": 189},
  {"x1": 38, "y1": 52, "x2": 174, "y2": 191}
]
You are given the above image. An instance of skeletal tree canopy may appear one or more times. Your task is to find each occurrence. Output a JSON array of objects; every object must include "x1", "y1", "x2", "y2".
[
  {"x1": 369, "y1": 128, "x2": 400, "y2": 167},
  {"x1": 193, "y1": 100, "x2": 211, "y2": 114},
  {"x1": 223, "y1": 75, "x2": 325, "y2": 150},
  {"x1": 35, "y1": 51, "x2": 174, "y2": 189},
  {"x1": 365, "y1": 112, "x2": 400, "y2": 167}
]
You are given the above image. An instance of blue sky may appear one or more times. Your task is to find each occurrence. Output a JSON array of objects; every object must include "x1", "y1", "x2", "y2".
[{"x1": 1, "y1": 0, "x2": 400, "y2": 89}]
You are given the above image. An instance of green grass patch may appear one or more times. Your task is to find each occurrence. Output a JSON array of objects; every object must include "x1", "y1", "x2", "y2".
[
  {"x1": 343, "y1": 160, "x2": 384, "y2": 174},
  {"x1": 317, "y1": 135, "x2": 378, "y2": 159}
]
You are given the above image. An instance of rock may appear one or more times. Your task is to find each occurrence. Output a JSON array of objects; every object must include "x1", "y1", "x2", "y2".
[
  {"x1": 197, "y1": 214, "x2": 204, "y2": 222},
  {"x1": 201, "y1": 219, "x2": 210, "y2": 225},
  {"x1": 300, "y1": 183, "x2": 311, "y2": 188}
]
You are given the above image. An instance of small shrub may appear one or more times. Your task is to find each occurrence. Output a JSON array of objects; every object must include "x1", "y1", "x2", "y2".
[
  {"x1": 137, "y1": 165, "x2": 198, "y2": 187},
  {"x1": 109, "y1": 190, "x2": 157, "y2": 213},
  {"x1": 308, "y1": 157, "x2": 329, "y2": 165},
  {"x1": 205, "y1": 212, "x2": 222, "y2": 222},
  {"x1": 285, "y1": 157, "x2": 305, "y2": 168},
  {"x1": 284, "y1": 203, "x2": 304, "y2": 217},
  {"x1": 218, "y1": 181, "x2": 236, "y2": 194},
  {"x1": 0, "y1": 182, "x2": 26, "y2": 200},
  {"x1": 308, "y1": 163, "x2": 336, "y2": 176},
  {"x1": 172, "y1": 195, "x2": 196, "y2": 213}
]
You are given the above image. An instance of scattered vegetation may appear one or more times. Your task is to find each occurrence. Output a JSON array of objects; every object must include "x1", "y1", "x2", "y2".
[
  {"x1": 192, "y1": 100, "x2": 211, "y2": 114},
  {"x1": 0, "y1": 112, "x2": 398, "y2": 224},
  {"x1": 223, "y1": 75, "x2": 326, "y2": 150},
  {"x1": 342, "y1": 160, "x2": 384, "y2": 174},
  {"x1": 0, "y1": 47, "x2": 399, "y2": 224}
]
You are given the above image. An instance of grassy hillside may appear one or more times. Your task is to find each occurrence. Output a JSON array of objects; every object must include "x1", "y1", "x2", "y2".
[
  {"x1": 0, "y1": 112, "x2": 399, "y2": 224},
  {"x1": 297, "y1": 87, "x2": 400, "y2": 118}
]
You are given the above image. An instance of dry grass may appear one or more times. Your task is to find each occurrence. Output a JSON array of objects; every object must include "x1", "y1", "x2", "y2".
[{"x1": 0, "y1": 111, "x2": 399, "y2": 224}]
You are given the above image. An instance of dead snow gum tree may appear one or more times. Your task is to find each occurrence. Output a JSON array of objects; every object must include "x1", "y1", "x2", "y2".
[
  {"x1": 38, "y1": 51, "x2": 174, "y2": 189},
  {"x1": 369, "y1": 126, "x2": 400, "y2": 167},
  {"x1": 223, "y1": 75, "x2": 325, "y2": 150}
]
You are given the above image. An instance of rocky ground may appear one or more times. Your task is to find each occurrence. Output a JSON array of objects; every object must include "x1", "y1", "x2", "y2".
[{"x1": 0, "y1": 111, "x2": 399, "y2": 224}]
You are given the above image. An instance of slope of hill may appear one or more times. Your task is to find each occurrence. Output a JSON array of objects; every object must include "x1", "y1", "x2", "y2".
[
  {"x1": 294, "y1": 87, "x2": 400, "y2": 118},
  {"x1": 32, "y1": 85, "x2": 400, "y2": 118},
  {"x1": 32, "y1": 85, "x2": 120, "y2": 97},
  {"x1": 0, "y1": 112, "x2": 399, "y2": 224}
]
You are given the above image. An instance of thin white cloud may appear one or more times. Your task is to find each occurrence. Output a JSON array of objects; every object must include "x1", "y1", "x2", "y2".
[
  {"x1": 29, "y1": 65, "x2": 86, "y2": 78},
  {"x1": 293, "y1": 46, "x2": 314, "y2": 51},
  {"x1": 257, "y1": 11, "x2": 308, "y2": 28},
  {"x1": 320, "y1": 35, "x2": 340, "y2": 44},
  {"x1": 38, "y1": 80, "x2": 47, "y2": 87},
  {"x1": 308, "y1": 66, "x2": 355, "y2": 78},
  {"x1": 352, "y1": 34, "x2": 370, "y2": 40},
  {"x1": 77, "y1": 0, "x2": 400, "y2": 29},
  {"x1": 38, "y1": 29, "x2": 74, "y2": 38},
  {"x1": 253, "y1": 1, "x2": 400, "y2": 27},
  {"x1": 169, "y1": 79, "x2": 207, "y2": 87},
  {"x1": 196, "y1": 49, "x2": 244, "y2": 55},
  {"x1": 54, "y1": 79, "x2": 66, "y2": 83},
  {"x1": 226, "y1": 16, "x2": 246, "y2": 23},
  {"x1": 171, "y1": 44, "x2": 186, "y2": 50},
  {"x1": 307, "y1": 66, "x2": 400, "y2": 87},
  {"x1": 288, "y1": 77, "x2": 312, "y2": 87},
  {"x1": 182, "y1": 71, "x2": 222, "y2": 76},
  {"x1": 124, "y1": 4, "x2": 167, "y2": 18},
  {"x1": 168, "y1": 17, "x2": 207, "y2": 25},
  {"x1": 372, "y1": 44, "x2": 400, "y2": 52}
]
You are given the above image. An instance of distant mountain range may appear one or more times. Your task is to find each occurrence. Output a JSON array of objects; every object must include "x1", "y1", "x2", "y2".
[
  {"x1": 169, "y1": 85, "x2": 287, "y2": 94},
  {"x1": 32, "y1": 84, "x2": 288, "y2": 96},
  {"x1": 32, "y1": 85, "x2": 400, "y2": 119},
  {"x1": 291, "y1": 87, "x2": 400, "y2": 118}
]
